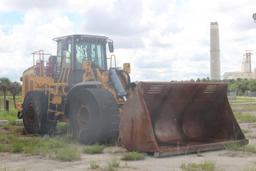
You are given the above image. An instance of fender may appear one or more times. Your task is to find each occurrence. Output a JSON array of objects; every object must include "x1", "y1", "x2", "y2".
[{"x1": 64, "y1": 81, "x2": 101, "y2": 117}]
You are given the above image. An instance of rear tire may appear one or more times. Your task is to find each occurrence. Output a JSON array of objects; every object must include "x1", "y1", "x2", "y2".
[
  {"x1": 67, "y1": 87, "x2": 119, "y2": 144},
  {"x1": 22, "y1": 91, "x2": 56, "y2": 135}
]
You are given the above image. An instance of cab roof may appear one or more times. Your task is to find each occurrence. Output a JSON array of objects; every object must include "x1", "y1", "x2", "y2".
[{"x1": 53, "y1": 34, "x2": 109, "y2": 42}]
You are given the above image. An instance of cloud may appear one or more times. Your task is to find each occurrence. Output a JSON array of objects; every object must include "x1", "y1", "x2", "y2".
[
  {"x1": 0, "y1": 0, "x2": 68, "y2": 11},
  {"x1": 83, "y1": 0, "x2": 147, "y2": 36},
  {"x1": 231, "y1": 13, "x2": 256, "y2": 32},
  {"x1": 0, "y1": 0, "x2": 256, "y2": 82},
  {"x1": 0, "y1": 8, "x2": 75, "y2": 81}
]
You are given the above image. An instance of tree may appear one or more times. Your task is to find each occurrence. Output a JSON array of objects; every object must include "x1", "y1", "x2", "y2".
[
  {"x1": 0, "y1": 77, "x2": 11, "y2": 111},
  {"x1": 228, "y1": 82, "x2": 238, "y2": 92},
  {"x1": 189, "y1": 79, "x2": 195, "y2": 82},
  {"x1": 248, "y1": 80, "x2": 256, "y2": 92},
  {"x1": 201, "y1": 78, "x2": 207, "y2": 82},
  {"x1": 9, "y1": 81, "x2": 21, "y2": 107},
  {"x1": 238, "y1": 79, "x2": 250, "y2": 94}
]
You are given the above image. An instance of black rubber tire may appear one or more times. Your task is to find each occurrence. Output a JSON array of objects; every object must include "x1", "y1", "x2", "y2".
[
  {"x1": 22, "y1": 91, "x2": 56, "y2": 135},
  {"x1": 67, "y1": 87, "x2": 120, "y2": 144}
]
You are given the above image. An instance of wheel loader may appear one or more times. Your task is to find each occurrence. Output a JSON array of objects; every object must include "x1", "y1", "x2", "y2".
[{"x1": 17, "y1": 34, "x2": 248, "y2": 156}]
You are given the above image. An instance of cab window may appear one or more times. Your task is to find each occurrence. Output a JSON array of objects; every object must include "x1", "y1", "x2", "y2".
[{"x1": 75, "y1": 39, "x2": 106, "y2": 69}]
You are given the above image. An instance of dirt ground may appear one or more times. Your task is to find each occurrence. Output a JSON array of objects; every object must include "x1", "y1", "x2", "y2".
[
  {"x1": 1, "y1": 125, "x2": 256, "y2": 171},
  {"x1": 1, "y1": 103, "x2": 256, "y2": 171},
  {"x1": 1, "y1": 144, "x2": 256, "y2": 171}
]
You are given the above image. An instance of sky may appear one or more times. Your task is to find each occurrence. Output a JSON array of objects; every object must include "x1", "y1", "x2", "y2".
[{"x1": 0, "y1": 0, "x2": 255, "y2": 81}]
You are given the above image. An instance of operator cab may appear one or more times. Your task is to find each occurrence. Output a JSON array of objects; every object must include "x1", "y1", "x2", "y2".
[{"x1": 53, "y1": 34, "x2": 114, "y2": 84}]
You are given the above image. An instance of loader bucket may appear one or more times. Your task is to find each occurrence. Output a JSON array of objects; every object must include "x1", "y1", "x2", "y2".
[{"x1": 120, "y1": 82, "x2": 248, "y2": 157}]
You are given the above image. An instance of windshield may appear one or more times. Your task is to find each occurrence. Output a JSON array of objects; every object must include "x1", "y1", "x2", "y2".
[{"x1": 75, "y1": 40, "x2": 106, "y2": 70}]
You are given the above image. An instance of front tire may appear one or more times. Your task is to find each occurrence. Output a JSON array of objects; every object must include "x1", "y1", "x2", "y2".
[
  {"x1": 67, "y1": 87, "x2": 120, "y2": 144},
  {"x1": 22, "y1": 91, "x2": 56, "y2": 135}
]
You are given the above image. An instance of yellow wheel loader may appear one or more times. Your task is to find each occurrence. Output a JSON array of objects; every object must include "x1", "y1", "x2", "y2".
[{"x1": 17, "y1": 34, "x2": 248, "y2": 156}]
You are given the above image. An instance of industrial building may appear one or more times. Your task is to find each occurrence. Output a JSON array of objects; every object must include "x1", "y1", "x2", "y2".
[{"x1": 223, "y1": 51, "x2": 255, "y2": 80}]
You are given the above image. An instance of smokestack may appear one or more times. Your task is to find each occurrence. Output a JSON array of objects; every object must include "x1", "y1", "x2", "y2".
[{"x1": 210, "y1": 22, "x2": 221, "y2": 80}]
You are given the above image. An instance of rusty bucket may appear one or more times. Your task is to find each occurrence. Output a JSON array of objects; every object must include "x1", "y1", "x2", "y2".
[{"x1": 120, "y1": 82, "x2": 248, "y2": 157}]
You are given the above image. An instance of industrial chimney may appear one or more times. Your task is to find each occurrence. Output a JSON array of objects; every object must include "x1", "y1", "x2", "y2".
[{"x1": 210, "y1": 22, "x2": 221, "y2": 80}]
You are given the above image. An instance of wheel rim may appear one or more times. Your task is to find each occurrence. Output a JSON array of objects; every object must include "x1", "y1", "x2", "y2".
[
  {"x1": 27, "y1": 105, "x2": 35, "y2": 122},
  {"x1": 24, "y1": 103, "x2": 39, "y2": 132},
  {"x1": 77, "y1": 105, "x2": 90, "y2": 137}
]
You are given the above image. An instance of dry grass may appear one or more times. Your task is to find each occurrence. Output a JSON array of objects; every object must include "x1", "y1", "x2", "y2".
[
  {"x1": 180, "y1": 161, "x2": 216, "y2": 171},
  {"x1": 242, "y1": 129, "x2": 252, "y2": 134},
  {"x1": 242, "y1": 167, "x2": 256, "y2": 171},
  {"x1": 225, "y1": 143, "x2": 256, "y2": 154},
  {"x1": 234, "y1": 112, "x2": 256, "y2": 123}
]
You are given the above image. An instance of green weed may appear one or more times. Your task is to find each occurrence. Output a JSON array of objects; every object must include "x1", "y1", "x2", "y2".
[
  {"x1": 225, "y1": 143, "x2": 256, "y2": 153},
  {"x1": 0, "y1": 109, "x2": 17, "y2": 122},
  {"x1": 232, "y1": 96, "x2": 256, "y2": 103},
  {"x1": 12, "y1": 141, "x2": 24, "y2": 153},
  {"x1": 0, "y1": 144, "x2": 10, "y2": 152},
  {"x1": 121, "y1": 152, "x2": 145, "y2": 161},
  {"x1": 0, "y1": 130, "x2": 82, "y2": 161},
  {"x1": 103, "y1": 159, "x2": 120, "y2": 171},
  {"x1": 55, "y1": 145, "x2": 81, "y2": 161},
  {"x1": 180, "y1": 161, "x2": 216, "y2": 171},
  {"x1": 89, "y1": 161, "x2": 100, "y2": 170},
  {"x1": 243, "y1": 144, "x2": 256, "y2": 153},
  {"x1": 225, "y1": 143, "x2": 242, "y2": 151},
  {"x1": 234, "y1": 112, "x2": 256, "y2": 123},
  {"x1": 83, "y1": 144, "x2": 105, "y2": 154},
  {"x1": 56, "y1": 122, "x2": 69, "y2": 134}
]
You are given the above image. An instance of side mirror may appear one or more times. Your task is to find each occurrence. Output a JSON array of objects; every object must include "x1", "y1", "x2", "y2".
[{"x1": 108, "y1": 41, "x2": 114, "y2": 53}]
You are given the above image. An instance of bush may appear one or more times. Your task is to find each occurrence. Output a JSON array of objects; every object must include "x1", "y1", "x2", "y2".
[
  {"x1": 83, "y1": 144, "x2": 105, "y2": 154},
  {"x1": 180, "y1": 161, "x2": 216, "y2": 171},
  {"x1": 103, "y1": 159, "x2": 120, "y2": 171},
  {"x1": 12, "y1": 142, "x2": 24, "y2": 153},
  {"x1": 56, "y1": 122, "x2": 69, "y2": 134},
  {"x1": 90, "y1": 161, "x2": 100, "y2": 170},
  {"x1": 55, "y1": 146, "x2": 81, "y2": 161},
  {"x1": 121, "y1": 151, "x2": 144, "y2": 161}
]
